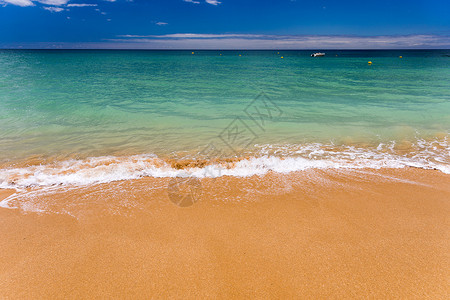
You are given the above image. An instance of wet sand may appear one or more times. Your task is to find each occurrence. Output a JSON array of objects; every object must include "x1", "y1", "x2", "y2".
[{"x1": 0, "y1": 168, "x2": 449, "y2": 298}]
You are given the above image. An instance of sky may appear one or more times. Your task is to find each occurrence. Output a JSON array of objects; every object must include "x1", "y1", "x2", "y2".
[{"x1": 0, "y1": 0, "x2": 449, "y2": 49}]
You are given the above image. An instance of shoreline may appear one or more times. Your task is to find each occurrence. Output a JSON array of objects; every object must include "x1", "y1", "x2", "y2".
[
  {"x1": 0, "y1": 168, "x2": 449, "y2": 298},
  {"x1": 1, "y1": 138, "x2": 449, "y2": 190}
]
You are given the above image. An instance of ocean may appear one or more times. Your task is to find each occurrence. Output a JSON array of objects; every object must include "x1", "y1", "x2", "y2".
[{"x1": 0, "y1": 49, "x2": 449, "y2": 189}]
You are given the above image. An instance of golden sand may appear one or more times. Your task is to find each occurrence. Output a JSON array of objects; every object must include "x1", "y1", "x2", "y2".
[
  {"x1": 0, "y1": 189, "x2": 15, "y2": 203},
  {"x1": 0, "y1": 168, "x2": 449, "y2": 298}
]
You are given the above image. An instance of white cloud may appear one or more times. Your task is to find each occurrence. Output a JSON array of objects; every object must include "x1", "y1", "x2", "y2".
[
  {"x1": 5, "y1": 34, "x2": 449, "y2": 49},
  {"x1": 120, "y1": 34, "x2": 265, "y2": 38},
  {"x1": 2, "y1": 0, "x2": 115, "y2": 6},
  {"x1": 1, "y1": 0, "x2": 68, "y2": 6},
  {"x1": 1, "y1": 0, "x2": 34, "y2": 6},
  {"x1": 205, "y1": 0, "x2": 220, "y2": 5},
  {"x1": 1, "y1": 0, "x2": 108, "y2": 14},
  {"x1": 67, "y1": 3, "x2": 98, "y2": 7},
  {"x1": 43, "y1": 5, "x2": 64, "y2": 11},
  {"x1": 108, "y1": 34, "x2": 450, "y2": 49},
  {"x1": 182, "y1": 1, "x2": 221, "y2": 6},
  {"x1": 37, "y1": 0, "x2": 69, "y2": 5}
]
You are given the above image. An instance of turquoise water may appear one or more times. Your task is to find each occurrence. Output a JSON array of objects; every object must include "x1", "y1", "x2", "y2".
[{"x1": 0, "y1": 50, "x2": 449, "y2": 188}]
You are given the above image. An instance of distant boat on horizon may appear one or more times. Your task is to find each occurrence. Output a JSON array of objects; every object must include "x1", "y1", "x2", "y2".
[{"x1": 311, "y1": 52, "x2": 325, "y2": 57}]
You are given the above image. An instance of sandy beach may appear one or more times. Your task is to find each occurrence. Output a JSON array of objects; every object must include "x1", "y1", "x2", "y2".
[
  {"x1": 1, "y1": 0, "x2": 449, "y2": 297},
  {"x1": 0, "y1": 168, "x2": 449, "y2": 298}
]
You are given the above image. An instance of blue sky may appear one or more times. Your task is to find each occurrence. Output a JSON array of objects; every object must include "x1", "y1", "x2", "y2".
[{"x1": 1, "y1": 0, "x2": 449, "y2": 49}]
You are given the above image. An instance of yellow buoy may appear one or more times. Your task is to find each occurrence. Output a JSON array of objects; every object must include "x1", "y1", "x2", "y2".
[
  {"x1": 239, "y1": 54, "x2": 242, "y2": 56},
  {"x1": 277, "y1": 52, "x2": 279, "y2": 54},
  {"x1": 368, "y1": 61, "x2": 372, "y2": 65},
  {"x1": 281, "y1": 56, "x2": 284, "y2": 59},
  {"x1": 192, "y1": 52, "x2": 194, "y2": 54},
  {"x1": 399, "y1": 56, "x2": 402, "y2": 58}
]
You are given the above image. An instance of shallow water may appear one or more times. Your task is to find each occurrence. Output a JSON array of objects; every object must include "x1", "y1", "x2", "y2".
[{"x1": 0, "y1": 50, "x2": 449, "y2": 188}]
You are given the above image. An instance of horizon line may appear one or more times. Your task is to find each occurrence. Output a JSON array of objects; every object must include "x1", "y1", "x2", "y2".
[{"x1": 1, "y1": 48, "x2": 449, "y2": 51}]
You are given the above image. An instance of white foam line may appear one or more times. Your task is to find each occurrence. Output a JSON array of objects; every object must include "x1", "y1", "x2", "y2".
[
  {"x1": 0, "y1": 140, "x2": 448, "y2": 190},
  {"x1": 0, "y1": 195, "x2": 15, "y2": 209}
]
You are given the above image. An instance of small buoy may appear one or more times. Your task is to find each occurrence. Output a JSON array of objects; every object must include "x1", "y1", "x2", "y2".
[
  {"x1": 281, "y1": 56, "x2": 284, "y2": 59},
  {"x1": 277, "y1": 52, "x2": 279, "y2": 54},
  {"x1": 368, "y1": 61, "x2": 372, "y2": 65},
  {"x1": 239, "y1": 54, "x2": 242, "y2": 56},
  {"x1": 220, "y1": 54, "x2": 222, "y2": 56},
  {"x1": 192, "y1": 52, "x2": 194, "y2": 54},
  {"x1": 399, "y1": 56, "x2": 402, "y2": 58}
]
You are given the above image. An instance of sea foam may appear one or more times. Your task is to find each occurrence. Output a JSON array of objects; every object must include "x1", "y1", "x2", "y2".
[{"x1": 0, "y1": 140, "x2": 448, "y2": 190}]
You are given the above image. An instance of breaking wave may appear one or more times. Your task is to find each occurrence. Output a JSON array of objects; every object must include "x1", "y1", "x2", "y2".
[{"x1": 0, "y1": 139, "x2": 449, "y2": 190}]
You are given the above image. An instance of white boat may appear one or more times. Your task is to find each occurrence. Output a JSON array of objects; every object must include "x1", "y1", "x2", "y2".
[{"x1": 311, "y1": 52, "x2": 325, "y2": 57}]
